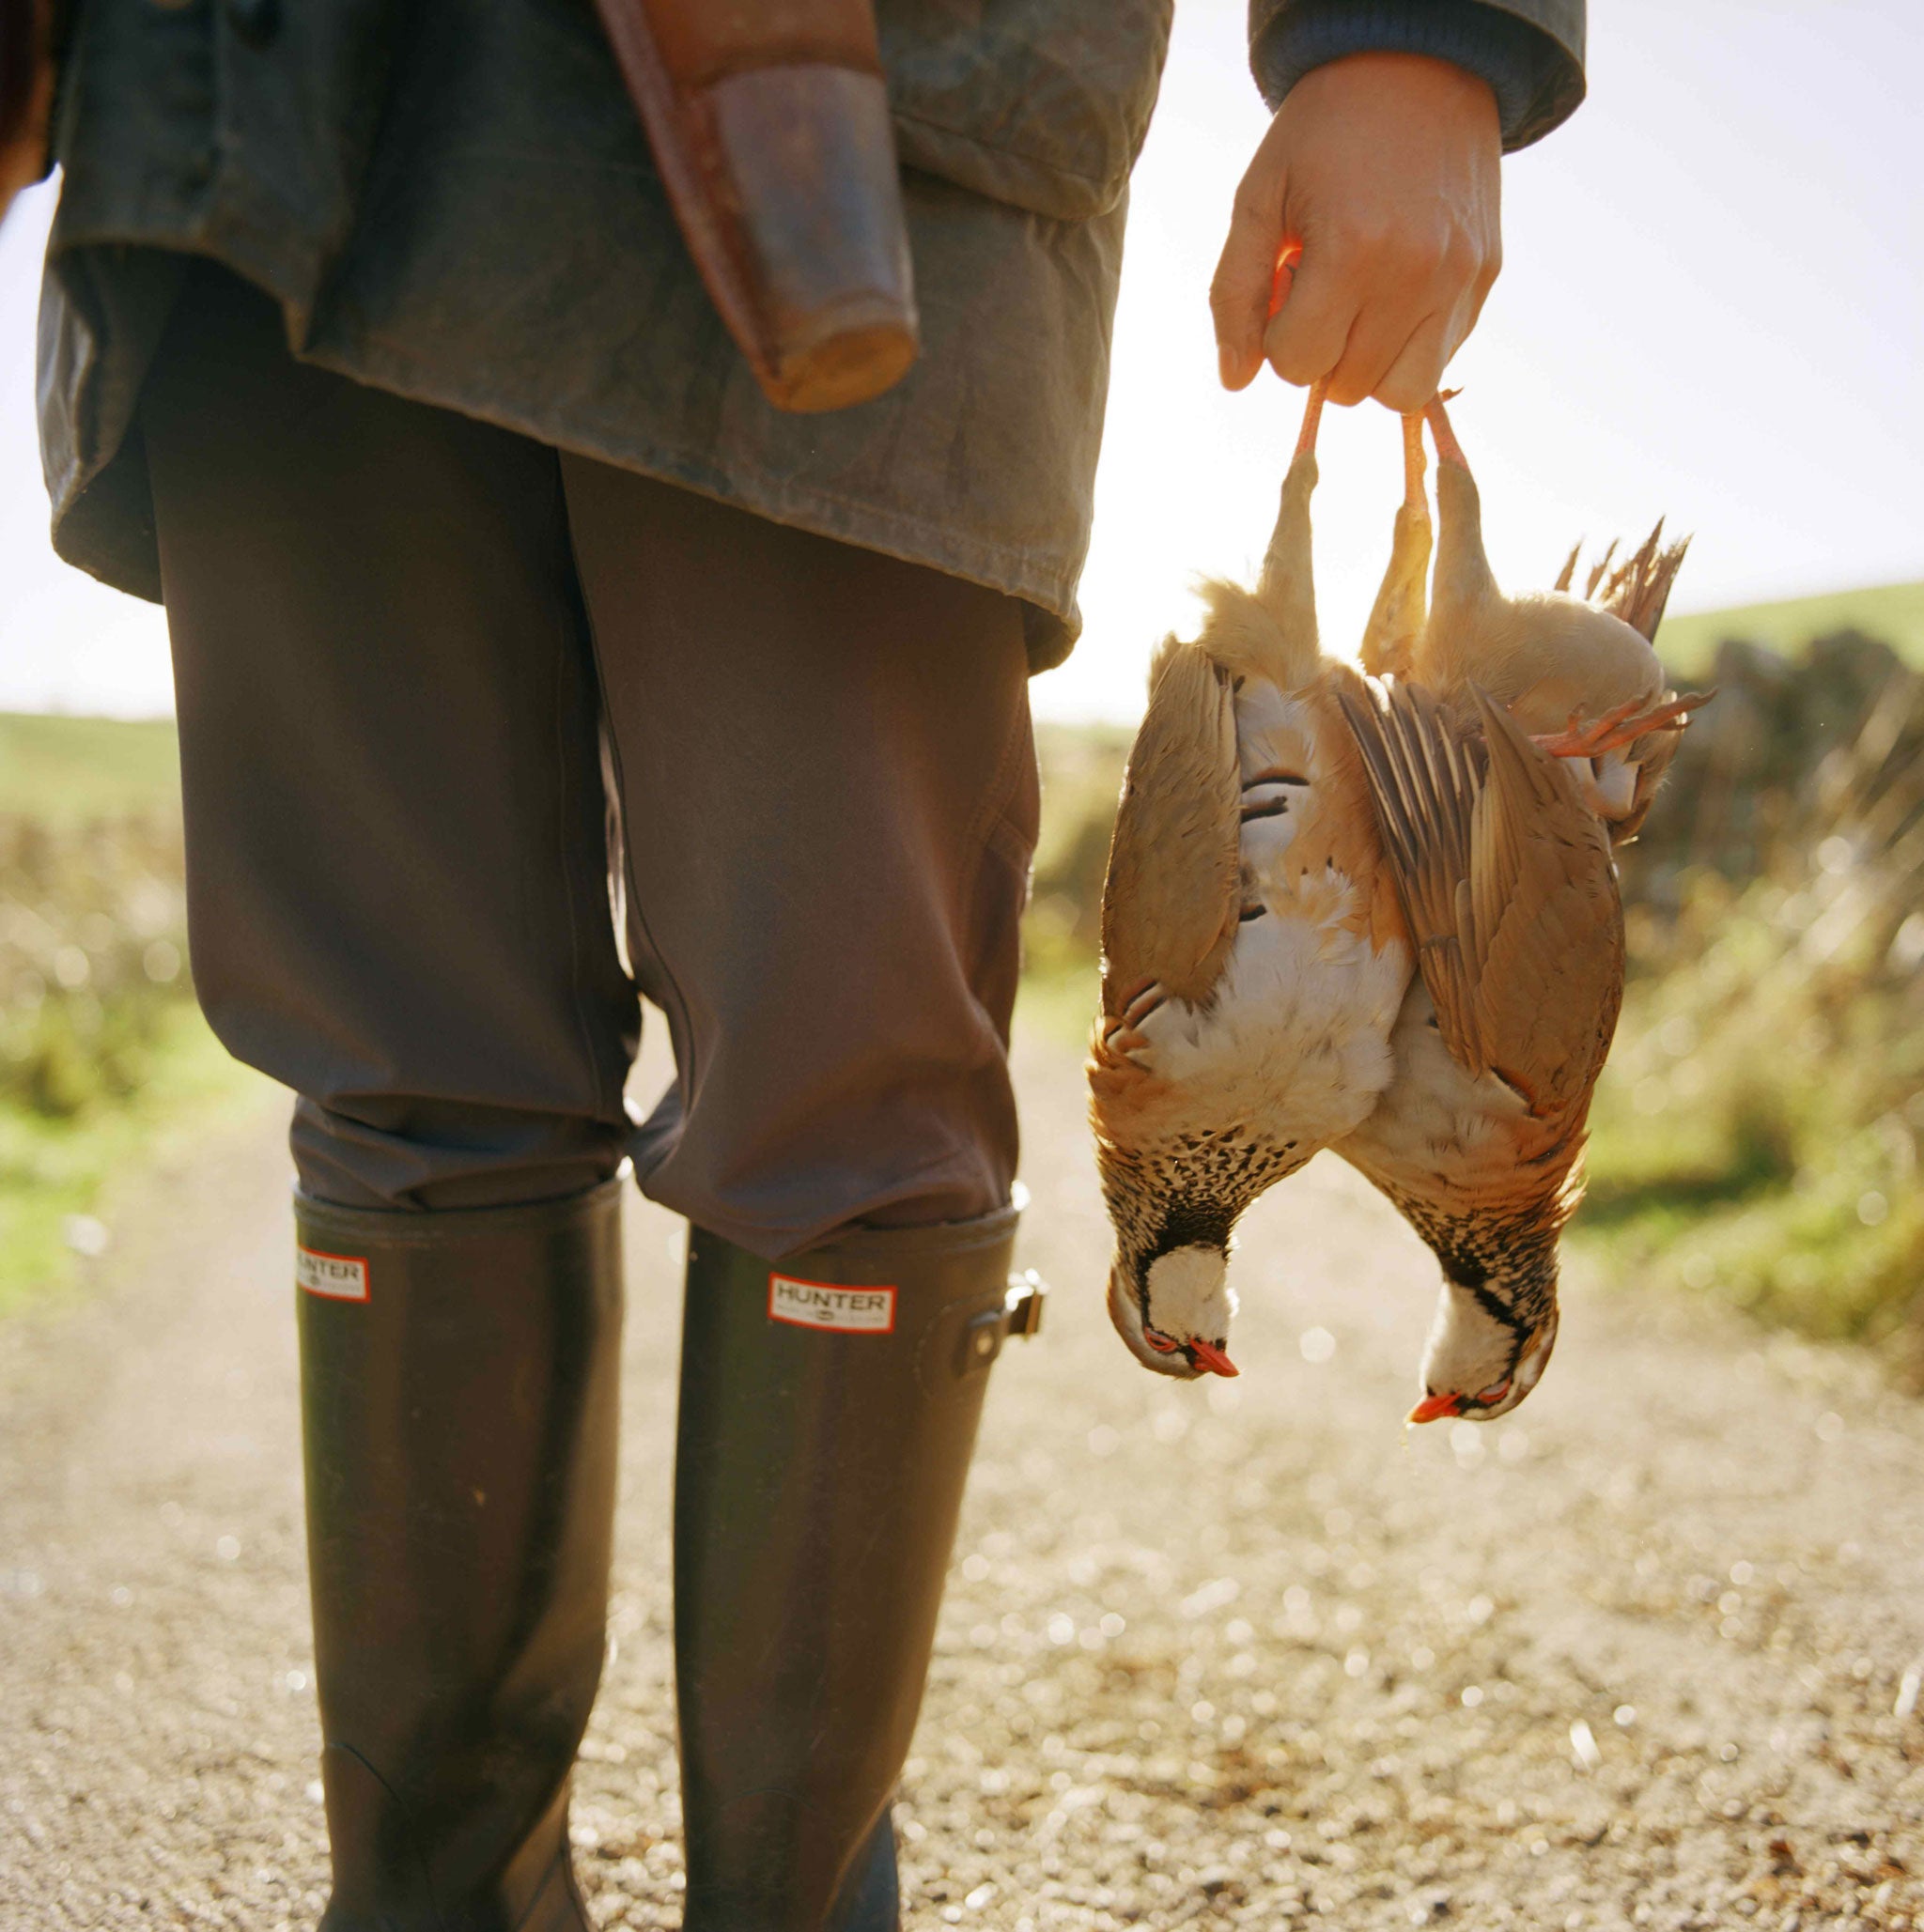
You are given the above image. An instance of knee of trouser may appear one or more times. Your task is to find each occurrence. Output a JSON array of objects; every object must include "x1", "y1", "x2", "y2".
[
  {"x1": 628, "y1": 1012, "x2": 1020, "y2": 1257},
  {"x1": 291, "y1": 1093, "x2": 631, "y2": 1213},
  {"x1": 181, "y1": 904, "x2": 635, "y2": 1211},
  {"x1": 622, "y1": 686, "x2": 1037, "y2": 1255}
]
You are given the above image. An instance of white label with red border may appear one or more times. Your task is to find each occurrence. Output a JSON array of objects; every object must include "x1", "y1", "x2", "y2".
[
  {"x1": 768, "y1": 1275, "x2": 895, "y2": 1334},
  {"x1": 299, "y1": 1247, "x2": 370, "y2": 1303}
]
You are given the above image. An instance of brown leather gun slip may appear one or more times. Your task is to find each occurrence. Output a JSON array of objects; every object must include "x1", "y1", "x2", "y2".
[{"x1": 593, "y1": 0, "x2": 920, "y2": 414}]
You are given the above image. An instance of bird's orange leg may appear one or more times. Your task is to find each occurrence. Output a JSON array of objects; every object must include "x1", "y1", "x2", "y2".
[
  {"x1": 1401, "y1": 410, "x2": 1426, "y2": 509},
  {"x1": 1423, "y1": 388, "x2": 1468, "y2": 471},
  {"x1": 1295, "y1": 376, "x2": 1327, "y2": 460},
  {"x1": 1531, "y1": 688, "x2": 1717, "y2": 759},
  {"x1": 1359, "y1": 412, "x2": 1434, "y2": 679}
]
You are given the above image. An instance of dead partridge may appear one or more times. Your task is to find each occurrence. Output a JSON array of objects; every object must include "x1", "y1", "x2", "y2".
[
  {"x1": 1364, "y1": 395, "x2": 1705, "y2": 842},
  {"x1": 1334, "y1": 676, "x2": 1624, "y2": 1424},
  {"x1": 1091, "y1": 385, "x2": 1409, "y2": 1381}
]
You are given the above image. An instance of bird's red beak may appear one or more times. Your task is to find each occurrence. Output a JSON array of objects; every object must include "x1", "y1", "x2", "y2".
[
  {"x1": 1406, "y1": 1391, "x2": 1463, "y2": 1425},
  {"x1": 1188, "y1": 1338, "x2": 1239, "y2": 1378}
]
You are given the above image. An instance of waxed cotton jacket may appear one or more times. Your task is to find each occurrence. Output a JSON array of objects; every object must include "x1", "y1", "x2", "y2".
[{"x1": 37, "y1": 0, "x2": 1582, "y2": 669}]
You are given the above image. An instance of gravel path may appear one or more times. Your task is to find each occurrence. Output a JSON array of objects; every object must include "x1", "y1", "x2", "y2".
[{"x1": 3, "y1": 1028, "x2": 1921, "y2": 1931}]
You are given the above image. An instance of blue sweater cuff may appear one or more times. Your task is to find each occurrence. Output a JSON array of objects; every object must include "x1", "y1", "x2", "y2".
[{"x1": 1249, "y1": 1, "x2": 1586, "y2": 152}]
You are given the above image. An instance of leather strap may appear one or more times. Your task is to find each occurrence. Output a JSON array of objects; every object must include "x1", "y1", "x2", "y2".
[
  {"x1": 639, "y1": 0, "x2": 883, "y2": 86},
  {"x1": 592, "y1": 0, "x2": 919, "y2": 413}
]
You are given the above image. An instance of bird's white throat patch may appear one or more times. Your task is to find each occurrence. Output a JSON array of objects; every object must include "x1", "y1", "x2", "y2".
[
  {"x1": 1144, "y1": 1245, "x2": 1235, "y2": 1343},
  {"x1": 1421, "y1": 1282, "x2": 1515, "y2": 1399}
]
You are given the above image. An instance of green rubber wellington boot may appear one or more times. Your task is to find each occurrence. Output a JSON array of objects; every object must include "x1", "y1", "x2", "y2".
[
  {"x1": 673, "y1": 1207, "x2": 1044, "y2": 1932},
  {"x1": 295, "y1": 1176, "x2": 625, "y2": 1932}
]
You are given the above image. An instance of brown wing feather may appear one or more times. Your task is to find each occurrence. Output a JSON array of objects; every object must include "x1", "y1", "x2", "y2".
[
  {"x1": 1099, "y1": 638, "x2": 1242, "y2": 1016},
  {"x1": 1339, "y1": 680, "x2": 1624, "y2": 1123},
  {"x1": 1337, "y1": 678, "x2": 1486, "y2": 1074},
  {"x1": 1465, "y1": 689, "x2": 1625, "y2": 1122}
]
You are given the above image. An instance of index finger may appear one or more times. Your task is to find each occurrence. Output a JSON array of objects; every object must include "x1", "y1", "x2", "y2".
[{"x1": 1210, "y1": 183, "x2": 1289, "y2": 391}]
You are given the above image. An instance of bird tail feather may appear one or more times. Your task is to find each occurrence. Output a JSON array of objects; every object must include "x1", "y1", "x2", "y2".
[{"x1": 1559, "y1": 521, "x2": 1692, "y2": 642}]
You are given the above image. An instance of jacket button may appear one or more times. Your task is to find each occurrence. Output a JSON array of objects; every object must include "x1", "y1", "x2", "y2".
[{"x1": 226, "y1": 0, "x2": 279, "y2": 47}]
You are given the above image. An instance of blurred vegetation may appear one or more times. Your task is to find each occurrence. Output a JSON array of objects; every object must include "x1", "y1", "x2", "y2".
[
  {"x1": 1024, "y1": 721, "x2": 1131, "y2": 1036},
  {"x1": 0, "y1": 712, "x2": 180, "y2": 823},
  {"x1": 1586, "y1": 629, "x2": 1924, "y2": 1383},
  {"x1": 2, "y1": 812, "x2": 191, "y2": 1116},
  {"x1": 1655, "y1": 578, "x2": 1923, "y2": 680},
  {"x1": 1023, "y1": 625, "x2": 1924, "y2": 1383},
  {"x1": 0, "y1": 716, "x2": 256, "y2": 1313}
]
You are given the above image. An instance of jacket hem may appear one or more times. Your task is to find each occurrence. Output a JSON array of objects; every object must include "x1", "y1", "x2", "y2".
[{"x1": 290, "y1": 330, "x2": 1089, "y2": 657}]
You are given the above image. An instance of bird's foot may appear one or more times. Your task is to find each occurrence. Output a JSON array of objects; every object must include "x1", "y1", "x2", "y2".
[
  {"x1": 1100, "y1": 1025, "x2": 1153, "y2": 1062},
  {"x1": 1120, "y1": 982, "x2": 1167, "y2": 1031},
  {"x1": 1094, "y1": 983, "x2": 1166, "y2": 1068},
  {"x1": 1531, "y1": 688, "x2": 1715, "y2": 759}
]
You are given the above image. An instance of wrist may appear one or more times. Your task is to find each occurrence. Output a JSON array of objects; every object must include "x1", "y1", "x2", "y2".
[
  {"x1": 1289, "y1": 48, "x2": 1499, "y2": 138},
  {"x1": 1249, "y1": 0, "x2": 1585, "y2": 152}
]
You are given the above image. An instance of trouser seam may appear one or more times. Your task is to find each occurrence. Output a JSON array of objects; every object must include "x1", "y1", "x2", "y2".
[
  {"x1": 547, "y1": 458, "x2": 626, "y2": 1132},
  {"x1": 559, "y1": 468, "x2": 704, "y2": 1105},
  {"x1": 945, "y1": 688, "x2": 1031, "y2": 1028}
]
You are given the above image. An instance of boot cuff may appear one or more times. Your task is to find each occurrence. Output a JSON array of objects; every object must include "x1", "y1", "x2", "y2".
[
  {"x1": 771, "y1": 1196, "x2": 1021, "y2": 1269},
  {"x1": 294, "y1": 1167, "x2": 628, "y2": 1247}
]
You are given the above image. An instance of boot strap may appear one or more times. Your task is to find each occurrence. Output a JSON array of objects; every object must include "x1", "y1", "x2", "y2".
[{"x1": 959, "y1": 1269, "x2": 1047, "y2": 1373}]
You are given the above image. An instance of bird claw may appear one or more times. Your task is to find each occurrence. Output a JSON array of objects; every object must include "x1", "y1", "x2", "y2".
[
  {"x1": 1094, "y1": 987, "x2": 1162, "y2": 1071},
  {"x1": 1121, "y1": 984, "x2": 1167, "y2": 1031},
  {"x1": 1531, "y1": 688, "x2": 1715, "y2": 760}
]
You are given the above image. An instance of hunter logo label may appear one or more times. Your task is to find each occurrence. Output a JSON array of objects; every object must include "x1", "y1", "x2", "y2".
[
  {"x1": 768, "y1": 1275, "x2": 895, "y2": 1335},
  {"x1": 298, "y1": 1247, "x2": 370, "y2": 1303}
]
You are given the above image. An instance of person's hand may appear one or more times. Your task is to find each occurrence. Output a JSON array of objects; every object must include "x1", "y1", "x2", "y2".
[{"x1": 1212, "y1": 51, "x2": 1501, "y2": 413}]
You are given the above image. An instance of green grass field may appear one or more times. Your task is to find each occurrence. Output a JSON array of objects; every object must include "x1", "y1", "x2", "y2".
[
  {"x1": 0, "y1": 712, "x2": 181, "y2": 824},
  {"x1": 0, "y1": 1008, "x2": 267, "y2": 1316},
  {"x1": 1657, "y1": 579, "x2": 1924, "y2": 677},
  {"x1": 0, "y1": 710, "x2": 268, "y2": 1313}
]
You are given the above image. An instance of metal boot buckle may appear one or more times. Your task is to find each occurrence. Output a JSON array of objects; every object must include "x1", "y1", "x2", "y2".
[{"x1": 958, "y1": 1271, "x2": 1047, "y2": 1375}]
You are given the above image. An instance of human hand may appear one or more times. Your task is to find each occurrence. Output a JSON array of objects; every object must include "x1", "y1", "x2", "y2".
[{"x1": 1212, "y1": 51, "x2": 1502, "y2": 413}]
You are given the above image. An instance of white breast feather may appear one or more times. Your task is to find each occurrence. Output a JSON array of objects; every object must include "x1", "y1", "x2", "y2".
[
  {"x1": 1128, "y1": 679, "x2": 1408, "y2": 1152},
  {"x1": 1137, "y1": 904, "x2": 1407, "y2": 1150},
  {"x1": 1344, "y1": 982, "x2": 1527, "y2": 1180}
]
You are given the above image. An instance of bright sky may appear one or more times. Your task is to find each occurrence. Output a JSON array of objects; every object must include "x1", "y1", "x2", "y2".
[{"x1": 1, "y1": 0, "x2": 1918, "y2": 721}]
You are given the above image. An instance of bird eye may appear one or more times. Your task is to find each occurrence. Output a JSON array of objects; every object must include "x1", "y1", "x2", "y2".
[
  {"x1": 1143, "y1": 1326, "x2": 1182, "y2": 1353},
  {"x1": 1474, "y1": 1377, "x2": 1512, "y2": 1404}
]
